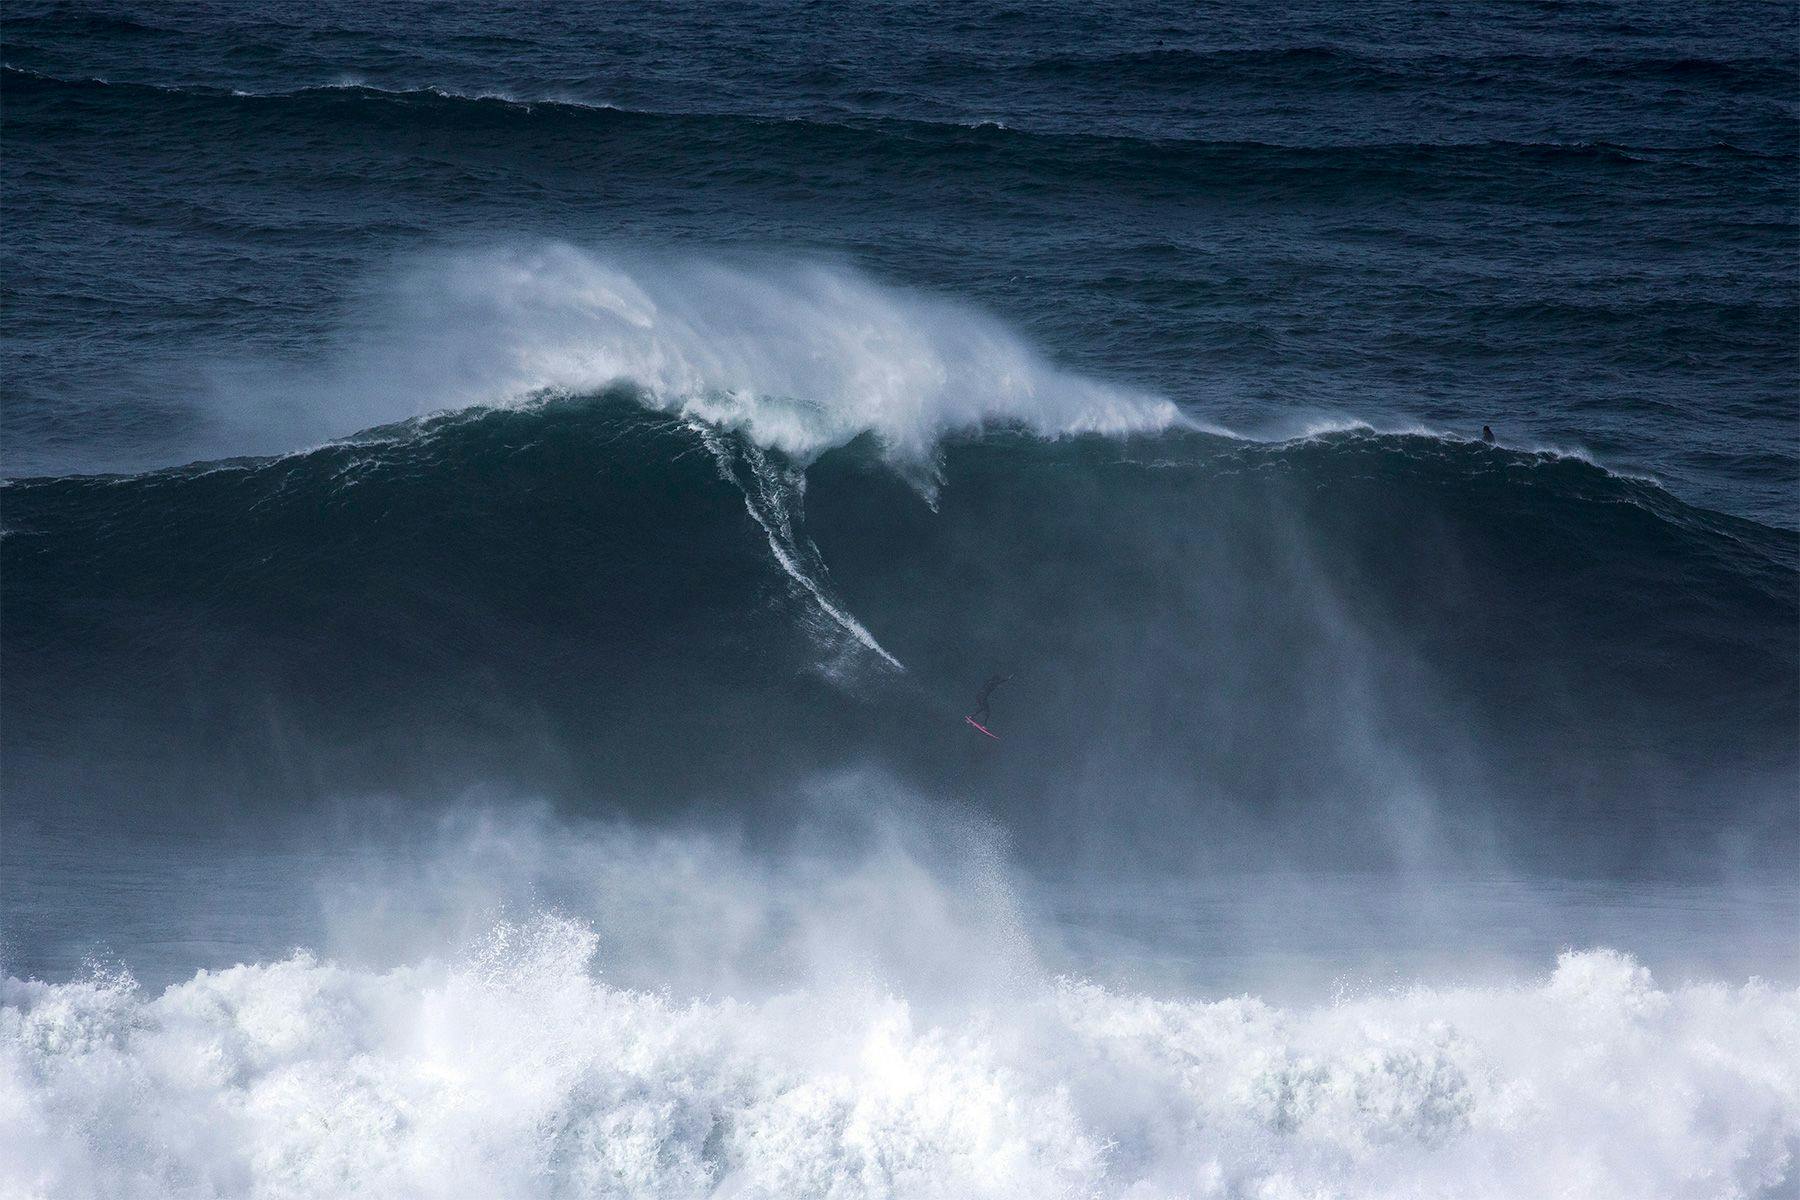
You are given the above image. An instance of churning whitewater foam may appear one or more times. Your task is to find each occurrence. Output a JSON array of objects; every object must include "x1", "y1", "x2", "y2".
[
  {"x1": 4, "y1": 927, "x2": 1795, "y2": 1200},
  {"x1": 228, "y1": 244, "x2": 1185, "y2": 470},
  {"x1": 4, "y1": 802, "x2": 1798, "y2": 1200}
]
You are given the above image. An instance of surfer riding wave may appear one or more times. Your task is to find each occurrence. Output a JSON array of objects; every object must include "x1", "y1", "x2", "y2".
[{"x1": 968, "y1": 673, "x2": 1012, "y2": 734}]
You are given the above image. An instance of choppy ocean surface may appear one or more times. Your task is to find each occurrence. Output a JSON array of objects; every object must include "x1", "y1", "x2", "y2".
[{"x1": 3, "y1": 2, "x2": 1797, "y2": 1197}]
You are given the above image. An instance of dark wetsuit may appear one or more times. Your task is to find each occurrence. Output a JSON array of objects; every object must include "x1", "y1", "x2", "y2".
[{"x1": 971, "y1": 673, "x2": 1010, "y2": 723}]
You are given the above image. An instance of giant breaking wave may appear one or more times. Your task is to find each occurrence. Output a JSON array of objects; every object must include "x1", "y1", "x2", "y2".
[{"x1": 209, "y1": 243, "x2": 1187, "y2": 478}]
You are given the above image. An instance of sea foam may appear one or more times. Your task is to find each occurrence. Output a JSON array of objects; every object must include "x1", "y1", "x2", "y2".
[{"x1": 4, "y1": 926, "x2": 1794, "y2": 1199}]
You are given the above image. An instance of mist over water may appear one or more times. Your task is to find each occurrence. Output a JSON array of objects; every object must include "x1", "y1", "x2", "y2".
[
  {"x1": 203, "y1": 245, "x2": 1185, "y2": 471},
  {"x1": 7, "y1": 793, "x2": 1799, "y2": 1199},
  {"x1": 4, "y1": 0, "x2": 1797, "y2": 1195}
]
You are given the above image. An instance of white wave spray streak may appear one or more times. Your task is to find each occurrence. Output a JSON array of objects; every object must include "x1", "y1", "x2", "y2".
[
  {"x1": 696, "y1": 422, "x2": 903, "y2": 671},
  {"x1": 230, "y1": 242, "x2": 1185, "y2": 466},
  {"x1": 4, "y1": 934, "x2": 1796, "y2": 1199}
]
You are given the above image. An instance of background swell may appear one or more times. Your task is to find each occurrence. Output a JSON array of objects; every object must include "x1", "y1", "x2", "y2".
[{"x1": 3, "y1": 0, "x2": 1796, "y2": 522}]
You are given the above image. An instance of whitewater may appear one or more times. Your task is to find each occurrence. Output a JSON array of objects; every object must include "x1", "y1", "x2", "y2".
[{"x1": 6, "y1": 818, "x2": 1796, "y2": 1200}]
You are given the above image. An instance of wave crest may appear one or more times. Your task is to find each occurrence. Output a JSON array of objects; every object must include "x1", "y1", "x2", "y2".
[{"x1": 230, "y1": 243, "x2": 1185, "y2": 471}]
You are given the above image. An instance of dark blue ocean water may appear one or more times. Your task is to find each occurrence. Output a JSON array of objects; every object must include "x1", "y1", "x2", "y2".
[
  {"x1": 6, "y1": 0, "x2": 1798, "y2": 946},
  {"x1": 4, "y1": 0, "x2": 1797, "y2": 519},
  {"x1": 6, "y1": 0, "x2": 1798, "y2": 919},
  {"x1": 2, "y1": 6, "x2": 1798, "y2": 1195}
]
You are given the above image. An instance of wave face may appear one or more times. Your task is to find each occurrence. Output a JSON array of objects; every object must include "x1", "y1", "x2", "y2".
[{"x1": 5, "y1": 389, "x2": 1793, "y2": 873}]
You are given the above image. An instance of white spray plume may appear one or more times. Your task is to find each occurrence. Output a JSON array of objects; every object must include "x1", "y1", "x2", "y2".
[
  {"x1": 5, "y1": 795, "x2": 1797, "y2": 1198},
  {"x1": 231, "y1": 242, "x2": 1186, "y2": 466},
  {"x1": 5, "y1": 925, "x2": 1795, "y2": 1198}
]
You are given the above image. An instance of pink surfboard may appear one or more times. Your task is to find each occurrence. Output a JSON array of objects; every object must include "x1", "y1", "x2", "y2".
[{"x1": 964, "y1": 716, "x2": 999, "y2": 740}]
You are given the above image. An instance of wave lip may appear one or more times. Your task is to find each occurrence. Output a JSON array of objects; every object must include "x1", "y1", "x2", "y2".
[
  {"x1": 3, "y1": 931, "x2": 1795, "y2": 1199},
  {"x1": 11, "y1": 64, "x2": 1780, "y2": 158},
  {"x1": 225, "y1": 243, "x2": 1188, "y2": 476}
]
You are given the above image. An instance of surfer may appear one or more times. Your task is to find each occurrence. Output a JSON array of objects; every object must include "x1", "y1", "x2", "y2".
[
  {"x1": 970, "y1": 673, "x2": 1011, "y2": 727},
  {"x1": 1481, "y1": 425, "x2": 1496, "y2": 444}
]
